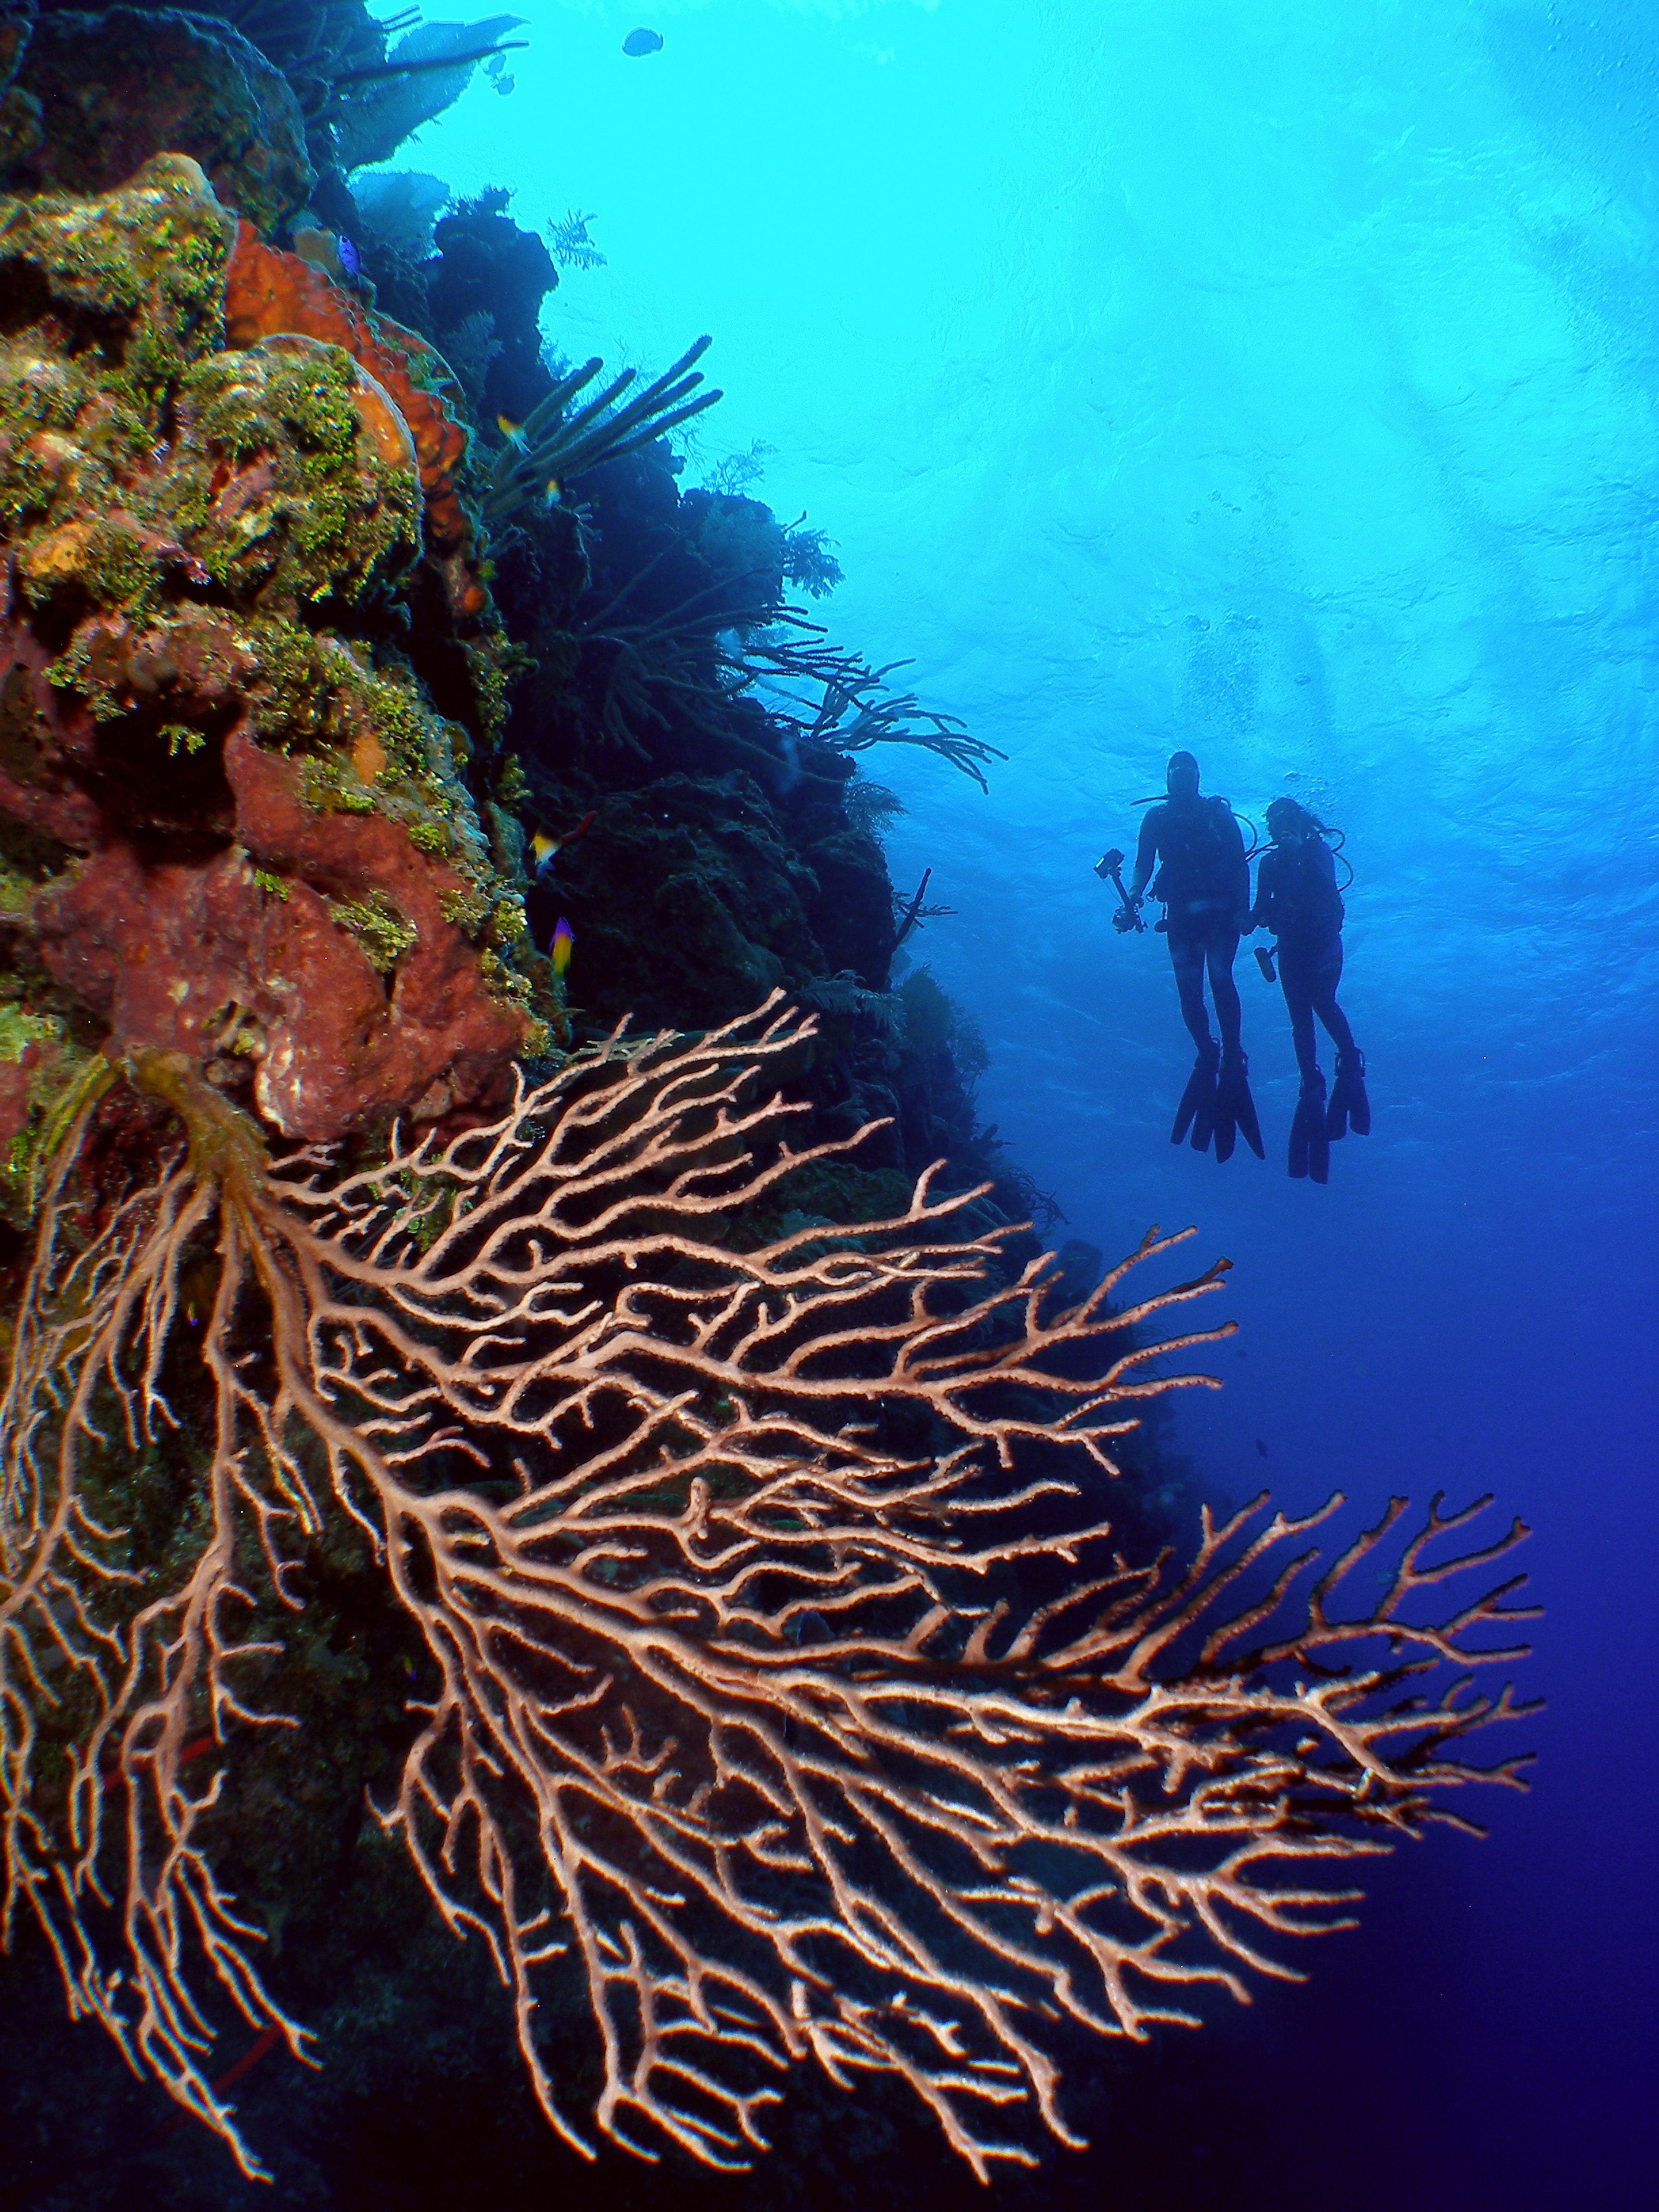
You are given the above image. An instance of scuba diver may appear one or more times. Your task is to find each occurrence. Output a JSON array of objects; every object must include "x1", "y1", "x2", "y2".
[
  {"x1": 1246, "y1": 795, "x2": 1370, "y2": 1183},
  {"x1": 1103, "y1": 751, "x2": 1263, "y2": 1162}
]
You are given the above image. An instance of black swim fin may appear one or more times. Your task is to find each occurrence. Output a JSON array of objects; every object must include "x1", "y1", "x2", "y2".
[
  {"x1": 1327, "y1": 1049, "x2": 1370, "y2": 1139},
  {"x1": 1172, "y1": 1045, "x2": 1220, "y2": 1152},
  {"x1": 1213, "y1": 1050, "x2": 1265, "y2": 1164},
  {"x1": 1289, "y1": 1072, "x2": 1330, "y2": 1184}
]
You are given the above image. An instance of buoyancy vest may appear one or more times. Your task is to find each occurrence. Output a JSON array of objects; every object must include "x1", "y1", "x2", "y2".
[
  {"x1": 1150, "y1": 795, "x2": 1241, "y2": 909},
  {"x1": 1259, "y1": 837, "x2": 1344, "y2": 940}
]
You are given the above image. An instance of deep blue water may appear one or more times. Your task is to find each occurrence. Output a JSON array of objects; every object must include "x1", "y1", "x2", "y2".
[{"x1": 413, "y1": 3, "x2": 1656, "y2": 2201}]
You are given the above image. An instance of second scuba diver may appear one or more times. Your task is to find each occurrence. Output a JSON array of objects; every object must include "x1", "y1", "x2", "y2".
[
  {"x1": 1246, "y1": 795, "x2": 1370, "y2": 1183},
  {"x1": 1104, "y1": 751, "x2": 1264, "y2": 1162}
]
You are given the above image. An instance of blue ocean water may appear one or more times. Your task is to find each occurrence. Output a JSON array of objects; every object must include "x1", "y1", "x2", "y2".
[{"x1": 416, "y1": 3, "x2": 1656, "y2": 2201}]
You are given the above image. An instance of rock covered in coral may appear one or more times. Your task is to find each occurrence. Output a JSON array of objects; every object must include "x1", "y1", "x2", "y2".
[
  {"x1": 2, "y1": 2, "x2": 520, "y2": 213},
  {"x1": 0, "y1": 155, "x2": 541, "y2": 1186},
  {"x1": 14, "y1": 628, "x2": 534, "y2": 1142},
  {"x1": 10, "y1": 332, "x2": 423, "y2": 621},
  {"x1": 676, "y1": 486, "x2": 788, "y2": 619},
  {"x1": 223, "y1": 219, "x2": 486, "y2": 616},
  {"x1": 0, "y1": 3, "x2": 314, "y2": 234},
  {"x1": 548, "y1": 771, "x2": 826, "y2": 1030},
  {"x1": 423, "y1": 187, "x2": 559, "y2": 427}
]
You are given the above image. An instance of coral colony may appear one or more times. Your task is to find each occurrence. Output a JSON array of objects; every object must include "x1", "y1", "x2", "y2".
[{"x1": 0, "y1": 1, "x2": 1534, "y2": 2184}]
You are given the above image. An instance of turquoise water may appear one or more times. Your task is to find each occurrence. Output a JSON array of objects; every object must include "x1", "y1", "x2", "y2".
[{"x1": 422, "y1": 4, "x2": 1654, "y2": 2199}]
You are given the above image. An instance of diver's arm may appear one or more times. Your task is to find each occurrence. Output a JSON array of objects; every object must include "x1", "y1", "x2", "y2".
[
  {"x1": 1113, "y1": 808, "x2": 1159, "y2": 931},
  {"x1": 1222, "y1": 805, "x2": 1250, "y2": 929},
  {"x1": 1125, "y1": 808, "x2": 1160, "y2": 903}
]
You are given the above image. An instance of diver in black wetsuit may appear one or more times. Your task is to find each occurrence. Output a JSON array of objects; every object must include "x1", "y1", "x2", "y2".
[
  {"x1": 1111, "y1": 751, "x2": 1263, "y2": 1162},
  {"x1": 1246, "y1": 795, "x2": 1370, "y2": 1183}
]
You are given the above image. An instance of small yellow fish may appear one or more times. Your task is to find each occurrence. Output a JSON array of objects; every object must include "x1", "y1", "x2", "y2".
[
  {"x1": 531, "y1": 813, "x2": 594, "y2": 872},
  {"x1": 551, "y1": 916, "x2": 575, "y2": 976},
  {"x1": 497, "y1": 413, "x2": 524, "y2": 443}
]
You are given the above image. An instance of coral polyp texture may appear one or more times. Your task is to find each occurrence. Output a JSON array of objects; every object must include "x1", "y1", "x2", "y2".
[
  {"x1": 0, "y1": 154, "x2": 537, "y2": 1178},
  {"x1": 0, "y1": 994, "x2": 1534, "y2": 2179}
]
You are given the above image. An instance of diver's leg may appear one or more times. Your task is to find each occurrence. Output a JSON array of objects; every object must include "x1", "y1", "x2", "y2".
[
  {"x1": 1206, "y1": 931, "x2": 1243, "y2": 1055},
  {"x1": 1311, "y1": 937, "x2": 1358, "y2": 1057},
  {"x1": 1315, "y1": 936, "x2": 1370, "y2": 1138},
  {"x1": 1278, "y1": 945, "x2": 1320, "y2": 1084},
  {"x1": 1167, "y1": 931, "x2": 1220, "y2": 1149},
  {"x1": 1207, "y1": 933, "x2": 1261, "y2": 1160},
  {"x1": 1167, "y1": 931, "x2": 1214, "y2": 1051},
  {"x1": 1280, "y1": 941, "x2": 1330, "y2": 1179}
]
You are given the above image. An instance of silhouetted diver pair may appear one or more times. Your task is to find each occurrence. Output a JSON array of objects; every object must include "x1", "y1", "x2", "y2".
[{"x1": 1100, "y1": 753, "x2": 1370, "y2": 1182}]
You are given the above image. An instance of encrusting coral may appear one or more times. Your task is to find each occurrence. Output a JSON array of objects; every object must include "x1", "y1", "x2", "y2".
[
  {"x1": 0, "y1": 995, "x2": 1535, "y2": 2179},
  {"x1": 0, "y1": 2, "x2": 316, "y2": 235},
  {"x1": 222, "y1": 218, "x2": 489, "y2": 619},
  {"x1": 2, "y1": 3, "x2": 525, "y2": 204},
  {"x1": 0, "y1": 154, "x2": 542, "y2": 1184}
]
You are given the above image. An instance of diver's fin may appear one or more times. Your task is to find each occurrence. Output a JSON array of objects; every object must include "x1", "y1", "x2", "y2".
[
  {"x1": 1327, "y1": 1049, "x2": 1370, "y2": 1139},
  {"x1": 1288, "y1": 1094, "x2": 1309, "y2": 1178},
  {"x1": 1214, "y1": 1050, "x2": 1264, "y2": 1164},
  {"x1": 1171, "y1": 1045, "x2": 1220, "y2": 1152},
  {"x1": 1290, "y1": 1073, "x2": 1329, "y2": 1183},
  {"x1": 1307, "y1": 1089, "x2": 1330, "y2": 1183}
]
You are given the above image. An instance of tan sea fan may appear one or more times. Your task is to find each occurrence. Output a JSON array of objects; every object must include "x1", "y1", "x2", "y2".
[{"x1": 0, "y1": 998, "x2": 1535, "y2": 2180}]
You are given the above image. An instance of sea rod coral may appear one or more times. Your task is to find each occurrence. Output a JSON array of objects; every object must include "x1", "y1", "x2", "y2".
[{"x1": 0, "y1": 996, "x2": 1535, "y2": 2180}]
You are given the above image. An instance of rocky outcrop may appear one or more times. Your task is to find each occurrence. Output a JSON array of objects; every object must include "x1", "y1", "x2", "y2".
[
  {"x1": 0, "y1": 156, "x2": 543, "y2": 1201},
  {"x1": 0, "y1": 4, "x2": 314, "y2": 233}
]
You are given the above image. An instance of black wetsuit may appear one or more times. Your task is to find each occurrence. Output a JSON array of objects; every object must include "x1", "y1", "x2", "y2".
[
  {"x1": 1250, "y1": 836, "x2": 1357, "y2": 1081},
  {"x1": 1133, "y1": 795, "x2": 1249, "y2": 1054}
]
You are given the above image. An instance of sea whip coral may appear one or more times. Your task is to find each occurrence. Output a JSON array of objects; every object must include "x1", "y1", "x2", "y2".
[{"x1": 0, "y1": 998, "x2": 1535, "y2": 2179}]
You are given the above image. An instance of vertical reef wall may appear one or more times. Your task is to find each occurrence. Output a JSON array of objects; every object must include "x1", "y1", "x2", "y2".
[{"x1": 0, "y1": 9, "x2": 1535, "y2": 2207}]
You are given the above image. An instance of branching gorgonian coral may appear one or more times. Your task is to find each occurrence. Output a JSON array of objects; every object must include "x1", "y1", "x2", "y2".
[{"x1": 0, "y1": 1000, "x2": 1535, "y2": 2181}]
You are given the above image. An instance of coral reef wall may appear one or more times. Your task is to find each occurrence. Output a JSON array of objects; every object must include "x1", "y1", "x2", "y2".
[{"x1": 0, "y1": 155, "x2": 545, "y2": 1175}]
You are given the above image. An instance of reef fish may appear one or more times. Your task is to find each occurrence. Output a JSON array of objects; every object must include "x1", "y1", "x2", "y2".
[
  {"x1": 622, "y1": 27, "x2": 664, "y2": 57},
  {"x1": 290, "y1": 226, "x2": 362, "y2": 286},
  {"x1": 531, "y1": 813, "x2": 594, "y2": 871},
  {"x1": 527, "y1": 816, "x2": 594, "y2": 954},
  {"x1": 551, "y1": 917, "x2": 575, "y2": 977}
]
